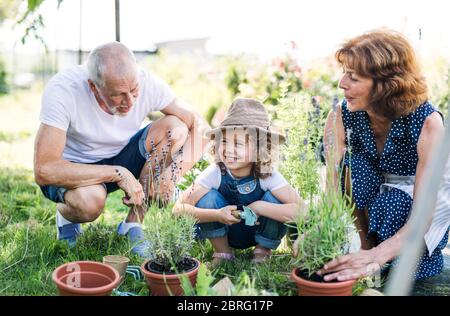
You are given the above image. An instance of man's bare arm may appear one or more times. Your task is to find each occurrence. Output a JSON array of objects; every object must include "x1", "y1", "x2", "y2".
[
  {"x1": 160, "y1": 98, "x2": 211, "y2": 172},
  {"x1": 34, "y1": 124, "x2": 144, "y2": 205},
  {"x1": 161, "y1": 99, "x2": 196, "y2": 129}
]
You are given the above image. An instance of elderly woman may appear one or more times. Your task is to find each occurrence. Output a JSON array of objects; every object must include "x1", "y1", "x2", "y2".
[{"x1": 316, "y1": 29, "x2": 449, "y2": 282}]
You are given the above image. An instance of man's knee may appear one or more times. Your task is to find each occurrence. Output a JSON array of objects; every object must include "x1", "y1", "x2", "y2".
[
  {"x1": 162, "y1": 115, "x2": 189, "y2": 143},
  {"x1": 84, "y1": 193, "x2": 106, "y2": 221},
  {"x1": 65, "y1": 186, "x2": 106, "y2": 222}
]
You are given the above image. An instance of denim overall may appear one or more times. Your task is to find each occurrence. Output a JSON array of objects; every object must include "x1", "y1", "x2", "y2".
[{"x1": 195, "y1": 167, "x2": 287, "y2": 250}]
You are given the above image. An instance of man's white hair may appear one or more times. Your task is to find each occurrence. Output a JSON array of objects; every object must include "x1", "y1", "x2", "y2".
[{"x1": 86, "y1": 42, "x2": 137, "y2": 87}]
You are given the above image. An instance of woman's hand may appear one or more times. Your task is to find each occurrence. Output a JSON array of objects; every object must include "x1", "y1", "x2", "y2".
[
  {"x1": 316, "y1": 249, "x2": 382, "y2": 282},
  {"x1": 216, "y1": 205, "x2": 242, "y2": 225}
]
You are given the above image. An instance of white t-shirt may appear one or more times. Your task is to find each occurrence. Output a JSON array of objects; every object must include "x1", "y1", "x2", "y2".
[
  {"x1": 39, "y1": 65, "x2": 175, "y2": 163},
  {"x1": 195, "y1": 164, "x2": 289, "y2": 192}
]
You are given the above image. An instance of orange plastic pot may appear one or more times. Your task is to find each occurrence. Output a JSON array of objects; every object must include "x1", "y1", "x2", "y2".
[
  {"x1": 141, "y1": 258, "x2": 200, "y2": 296},
  {"x1": 292, "y1": 268, "x2": 356, "y2": 296},
  {"x1": 52, "y1": 261, "x2": 121, "y2": 296}
]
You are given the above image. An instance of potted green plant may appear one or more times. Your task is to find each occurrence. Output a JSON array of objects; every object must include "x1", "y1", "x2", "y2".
[
  {"x1": 140, "y1": 202, "x2": 199, "y2": 296},
  {"x1": 290, "y1": 189, "x2": 356, "y2": 296},
  {"x1": 290, "y1": 123, "x2": 357, "y2": 296}
]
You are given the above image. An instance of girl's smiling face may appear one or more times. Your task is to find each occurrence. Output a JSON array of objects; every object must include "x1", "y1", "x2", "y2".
[{"x1": 218, "y1": 129, "x2": 254, "y2": 171}]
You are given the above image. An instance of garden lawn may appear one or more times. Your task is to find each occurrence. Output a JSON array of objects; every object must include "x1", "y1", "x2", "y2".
[
  {"x1": 0, "y1": 167, "x2": 369, "y2": 296},
  {"x1": 0, "y1": 167, "x2": 296, "y2": 295}
]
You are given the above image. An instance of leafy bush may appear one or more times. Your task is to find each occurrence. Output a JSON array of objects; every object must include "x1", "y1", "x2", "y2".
[
  {"x1": 226, "y1": 59, "x2": 248, "y2": 97},
  {"x1": 177, "y1": 158, "x2": 210, "y2": 191},
  {"x1": 224, "y1": 50, "x2": 303, "y2": 105},
  {"x1": 142, "y1": 52, "x2": 232, "y2": 117},
  {"x1": 265, "y1": 46, "x2": 303, "y2": 105},
  {"x1": 431, "y1": 66, "x2": 450, "y2": 114},
  {"x1": 302, "y1": 57, "x2": 341, "y2": 105},
  {"x1": 231, "y1": 272, "x2": 278, "y2": 296},
  {"x1": 142, "y1": 203, "x2": 197, "y2": 271},
  {"x1": 181, "y1": 268, "x2": 278, "y2": 296},
  {"x1": 275, "y1": 88, "x2": 324, "y2": 200},
  {"x1": 181, "y1": 264, "x2": 217, "y2": 296}
]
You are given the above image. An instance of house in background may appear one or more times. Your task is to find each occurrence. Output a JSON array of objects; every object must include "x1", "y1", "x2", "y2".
[
  {"x1": 6, "y1": 37, "x2": 211, "y2": 89},
  {"x1": 56, "y1": 46, "x2": 158, "y2": 71},
  {"x1": 57, "y1": 37, "x2": 209, "y2": 69},
  {"x1": 155, "y1": 37, "x2": 209, "y2": 57}
]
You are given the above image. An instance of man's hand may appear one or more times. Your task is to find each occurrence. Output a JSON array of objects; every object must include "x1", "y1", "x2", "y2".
[
  {"x1": 216, "y1": 205, "x2": 241, "y2": 225},
  {"x1": 316, "y1": 249, "x2": 381, "y2": 282},
  {"x1": 115, "y1": 166, "x2": 145, "y2": 206}
]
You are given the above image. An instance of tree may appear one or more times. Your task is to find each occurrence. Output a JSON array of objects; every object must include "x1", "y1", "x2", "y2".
[{"x1": 16, "y1": 0, "x2": 64, "y2": 48}]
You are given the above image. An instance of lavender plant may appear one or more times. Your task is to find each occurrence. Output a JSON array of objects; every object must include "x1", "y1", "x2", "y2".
[
  {"x1": 141, "y1": 130, "x2": 183, "y2": 206},
  {"x1": 143, "y1": 202, "x2": 197, "y2": 271},
  {"x1": 291, "y1": 111, "x2": 355, "y2": 278},
  {"x1": 291, "y1": 189, "x2": 355, "y2": 278},
  {"x1": 139, "y1": 130, "x2": 198, "y2": 271}
]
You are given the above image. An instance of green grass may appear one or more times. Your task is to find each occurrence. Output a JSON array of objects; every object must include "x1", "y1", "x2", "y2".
[
  {"x1": 0, "y1": 167, "x2": 367, "y2": 296},
  {"x1": 0, "y1": 167, "x2": 147, "y2": 295}
]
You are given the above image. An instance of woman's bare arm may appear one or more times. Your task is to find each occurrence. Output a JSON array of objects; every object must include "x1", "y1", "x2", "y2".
[{"x1": 317, "y1": 112, "x2": 445, "y2": 281}]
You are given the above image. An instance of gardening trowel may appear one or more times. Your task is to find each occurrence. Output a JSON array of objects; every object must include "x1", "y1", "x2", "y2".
[{"x1": 231, "y1": 205, "x2": 258, "y2": 226}]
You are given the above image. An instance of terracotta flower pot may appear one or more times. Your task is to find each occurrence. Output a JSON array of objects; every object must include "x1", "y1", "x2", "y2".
[
  {"x1": 102, "y1": 255, "x2": 129, "y2": 281},
  {"x1": 291, "y1": 268, "x2": 356, "y2": 296},
  {"x1": 52, "y1": 261, "x2": 121, "y2": 296},
  {"x1": 140, "y1": 258, "x2": 200, "y2": 296}
]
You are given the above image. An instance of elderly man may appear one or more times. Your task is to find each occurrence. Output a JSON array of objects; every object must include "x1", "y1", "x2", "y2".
[{"x1": 34, "y1": 42, "x2": 209, "y2": 256}]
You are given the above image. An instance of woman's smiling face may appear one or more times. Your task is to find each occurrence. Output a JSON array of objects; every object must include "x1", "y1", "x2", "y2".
[{"x1": 339, "y1": 68, "x2": 374, "y2": 112}]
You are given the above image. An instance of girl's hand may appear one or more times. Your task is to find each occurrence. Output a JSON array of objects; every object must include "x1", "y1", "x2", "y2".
[
  {"x1": 316, "y1": 249, "x2": 382, "y2": 282},
  {"x1": 217, "y1": 205, "x2": 241, "y2": 225}
]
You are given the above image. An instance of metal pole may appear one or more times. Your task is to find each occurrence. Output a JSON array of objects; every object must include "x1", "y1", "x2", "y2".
[
  {"x1": 78, "y1": 0, "x2": 83, "y2": 65},
  {"x1": 115, "y1": 0, "x2": 120, "y2": 42},
  {"x1": 386, "y1": 104, "x2": 450, "y2": 295}
]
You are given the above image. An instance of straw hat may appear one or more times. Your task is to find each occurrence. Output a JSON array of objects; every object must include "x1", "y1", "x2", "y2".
[{"x1": 206, "y1": 98, "x2": 286, "y2": 144}]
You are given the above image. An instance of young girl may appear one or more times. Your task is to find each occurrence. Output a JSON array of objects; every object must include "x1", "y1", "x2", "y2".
[{"x1": 173, "y1": 98, "x2": 306, "y2": 264}]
